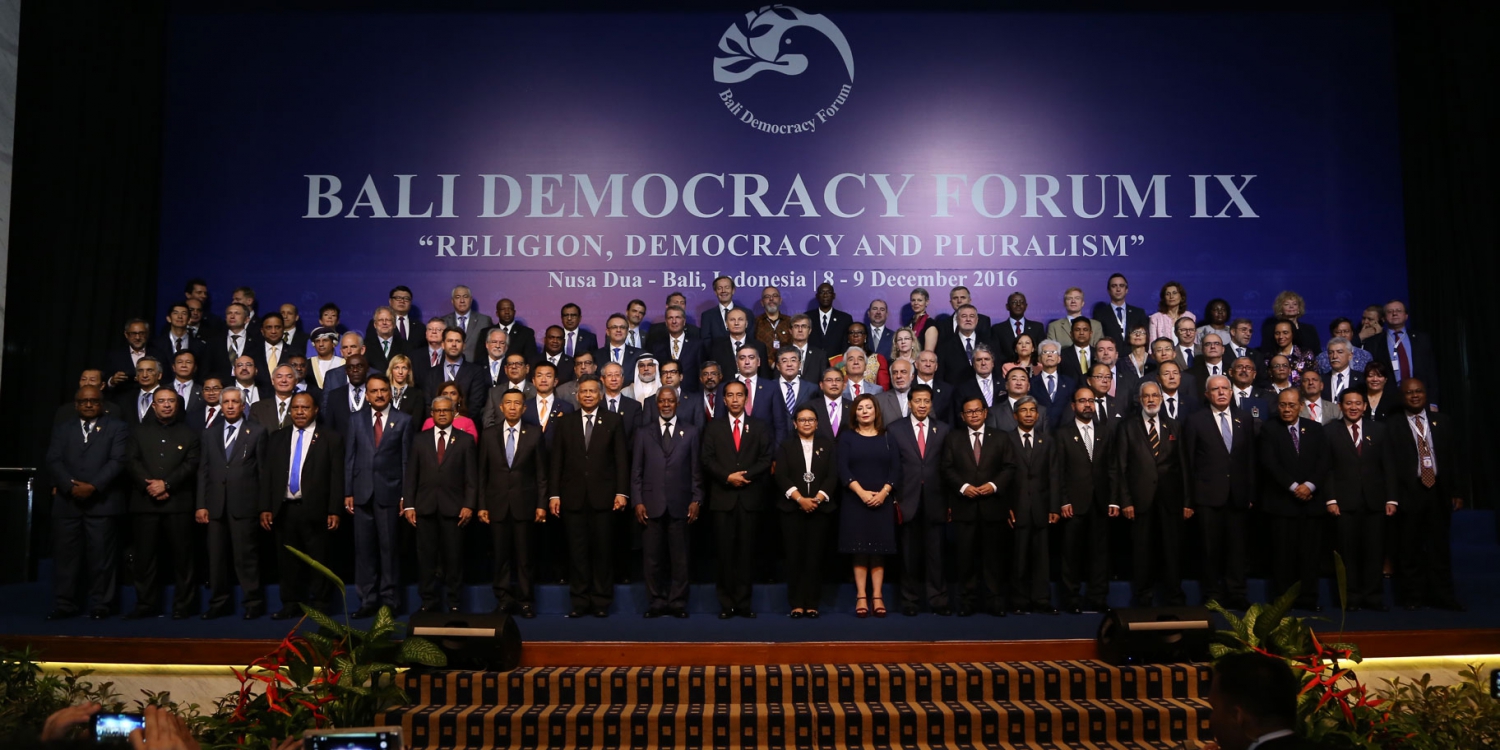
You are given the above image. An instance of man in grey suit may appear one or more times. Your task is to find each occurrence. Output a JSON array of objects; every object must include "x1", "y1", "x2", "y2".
[
  {"x1": 441, "y1": 285, "x2": 494, "y2": 363},
  {"x1": 196, "y1": 387, "x2": 269, "y2": 619},
  {"x1": 45, "y1": 386, "x2": 130, "y2": 619},
  {"x1": 343, "y1": 373, "x2": 414, "y2": 618},
  {"x1": 632, "y1": 387, "x2": 703, "y2": 618},
  {"x1": 1298, "y1": 369, "x2": 1338, "y2": 425},
  {"x1": 874, "y1": 356, "x2": 917, "y2": 422}
]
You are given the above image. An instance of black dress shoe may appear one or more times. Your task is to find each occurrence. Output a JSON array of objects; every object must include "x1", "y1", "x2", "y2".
[
  {"x1": 956, "y1": 605, "x2": 974, "y2": 617},
  {"x1": 519, "y1": 604, "x2": 537, "y2": 619},
  {"x1": 789, "y1": 610, "x2": 804, "y2": 619},
  {"x1": 89, "y1": 608, "x2": 111, "y2": 620},
  {"x1": 805, "y1": 610, "x2": 819, "y2": 619},
  {"x1": 123, "y1": 607, "x2": 155, "y2": 620},
  {"x1": 901, "y1": 605, "x2": 920, "y2": 617},
  {"x1": 1036, "y1": 607, "x2": 1060, "y2": 616},
  {"x1": 1068, "y1": 606, "x2": 1083, "y2": 615},
  {"x1": 739, "y1": 610, "x2": 756, "y2": 619},
  {"x1": 352, "y1": 604, "x2": 379, "y2": 619},
  {"x1": 418, "y1": 604, "x2": 441, "y2": 614},
  {"x1": 171, "y1": 610, "x2": 192, "y2": 620},
  {"x1": 933, "y1": 605, "x2": 953, "y2": 617},
  {"x1": 644, "y1": 608, "x2": 663, "y2": 619},
  {"x1": 566, "y1": 609, "x2": 587, "y2": 618},
  {"x1": 593, "y1": 608, "x2": 609, "y2": 618},
  {"x1": 447, "y1": 606, "x2": 460, "y2": 614},
  {"x1": 671, "y1": 608, "x2": 689, "y2": 619},
  {"x1": 718, "y1": 609, "x2": 735, "y2": 620},
  {"x1": 242, "y1": 606, "x2": 265, "y2": 620},
  {"x1": 202, "y1": 606, "x2": 232, "y2": 620},
  {"x1": 270, "y1": 606, "x2": 300, "y2": 620}
]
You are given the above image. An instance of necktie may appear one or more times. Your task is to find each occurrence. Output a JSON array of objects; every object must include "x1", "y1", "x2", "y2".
[
  {"x1": 1350, "y1": 421, "x2": 1361, "y2": 455},
  {"x1": 672, "y1": 338, "x2": 681, "y2": 359},
  {"x1": 491, "y1": 360, "x2": 501, "y2": 382},
  {"x1": 609, "y1": 397, "x2": 618, "y2": 413},
  {"x1": 447, "y1": 363, "x2": 458, "y2": 381},
  {"x1": 1210, "y1": 364, "x2": 1219, "y2": 377},
  {"x1": 744, "y1": 381, "x2": 754, "y2": 414},
  {"x1": 872, "y1": 327, "x2": 882, "y2": 345},
  {"x1": 224, "y1": 423, "x2": 238, "y2": 453},
  {"x1": 268, "y1": 345, "x2": 279, "y2": 372},
  {"x1": 821, "y1": 313, "x2": 829, "y2": 333},
  {"x1": 566, "y1": 331, "x2": 575, "y2": 356},
  {"x1": 230, "y1": 334, "x2": 240, "y2": 358},
  {"x1": 175, "y1": 336, "x2": 184, "y2": 352},
  {"x1": 1310, "y1": 403, "x2": 1319, "y2": 421},
  {"x1": 723, "y1": 307, "x2": 730, "y2": 328},
  {"x1": 374, "y1": 411, "x2": 384, "y2": 447},
  {"x1": 1096, "y1": 397, "x2": 1107, "y2": 420},
  {"x1": 506, "y1": 426, "x2": 517, "y2": 466},
  {"x1": 1219, "y1": 411, "x2": 1233, "y2": 452},
  {"x1": 733, "y1": 417, "x2": 742, "y2": 449},
  {"x1": 205, "y1": 406, "x2": 217, "y2": 425},
  {"x1": 613, "y1": 347, "x2": 621, "y2": 364},
  {"x1": 82, "y1": 420, "x2": 94, "y2": 443},
  {"x1": 398, "y1": 317, "x2": 408, "y2": 339},
  {"x1": 706, "y1": 392, "x2": 715, "y2": 420},
  {"x1": 1289, "y1": 423, "x2": 1300, "y2": 454},
  {"x1": 538, "y1": 398, "x2": 551, "y2": 428},
  {"x1": 1415, "y1": 416, "x2": 1435, "y2": 487},
  {"x1": 1116, "y1": 307, "x2": 1125, "y2": 327},
  {"x1": 980, "y1": 378, "x2": 991, "y2": 404},
  {"x1": 289, "y1": 428, "x2": 305, "y2": 495},
  {"x1": 972, "y1": 432, "x2": 983, "y2": 463},
  {"x1": 1167, "y1": 396, "x2": 1176, "y2": 419},
  {"x1": 830, "y1": 401, "x2": 840, "y2": 435},
  {"x1": 352, "y1": 387, "x2": 364, "y2": 411},
  {"x1": 916, "y1": 421, "x2": 926, "y2": 457},
  {"x1": 1014, "y1": 320, "x2": 1022, "y2": 336},
  {"x1": 852, "y1": 382, "x2": 861, "y2": 398},
  {"x1": 437, "y1": 429, "x2": 447, "y2": 462},
  {"x1": 458, "y1": 315, "x2": 467, "y2": 332},
  {"x1": 662, "y1": 420, "x2": 672, "y2": 441},
  {"x1": 629, "y1": 329, "x2": 639, "y2": 348},
  {"x1": 177, "y1": 382, "x2": 188, "y2": 400},
  {"x1": 1184, "y1": 349, "x2": 1194, "y2": 367},
  {"x1": 1024, "y1": 432, "x2": 1033, "y2": 451},
  {"x1": 431, "y1": 350, "x2": 440, "y2": 367},
  {"x1": 1046, "y1": 374, "x2": 1055, "y2": 399},
  {"x1": 785, "y1": 382, "x2": 796, "y2": 413},
  {"x1": 584, "y1": 413, "x2": 594, "y2": 449},
  {"x1": 1147, "y1": 418, "x2": 1160, "y2": 456},
  {"x1": 383, "y1": 340, "x2": 390, "y2": 357},
  {"x1": 1334, "y1": 373, "x2": 1345, "y2": 399},
  {"x1": 1393, "y1": 331, "x2": 1411, "y2": 381},
  {"x1": 1078, "y1": 349, "x2": 1088, "y2": 374},
  {"x1": 278, "y1": 400, "x2": 287, "y2": 422},
  {"x1": 1235, "y1": 346, "x2": 1246, "y2": 359},
  {"x1": 964, "y1": 337, "x2": 974, "y2": 362},
  {"x1": 1082, "y1": 423, "x2": 1093, "y2": 460},
  {"x1": 139, "y1": 392, "x2": 151, "y2": 418}
]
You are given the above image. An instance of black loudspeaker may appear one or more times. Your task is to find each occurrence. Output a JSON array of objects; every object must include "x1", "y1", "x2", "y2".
[
  {"x1": 1096, "y1": 606, "x2": 1214, "y2": 665},
  {"x1": 407, "y1": 612, "x2": 524, "y2": 671}
]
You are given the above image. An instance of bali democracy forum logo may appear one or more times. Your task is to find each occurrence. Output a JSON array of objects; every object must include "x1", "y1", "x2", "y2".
[{"x1": 713, "y1": 5, "x2": 854, "y2": 135}]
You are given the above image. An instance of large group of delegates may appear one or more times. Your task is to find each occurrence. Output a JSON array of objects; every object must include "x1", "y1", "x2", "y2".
[{"x1": 46, "y1": 273, "x2": 1462, "y2": 625}]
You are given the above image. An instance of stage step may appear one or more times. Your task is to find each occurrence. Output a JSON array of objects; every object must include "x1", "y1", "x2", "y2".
[{"x1": 381, "y1": 661, "x2": 1210, "y2": 749}]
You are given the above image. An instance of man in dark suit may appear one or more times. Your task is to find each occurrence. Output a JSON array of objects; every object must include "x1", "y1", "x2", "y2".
[
  {"x1": 548, "y1": 377, "x2": 630, "y2": 617},
  {"x1": 480, "y1": 390, "x2": 548, "y2": 618},
  {"x1": 598, "y1": 314, "x2": 645, "y2": 383},
  {"x1": 701, "y1": 381, "x2": 774, "y2": 618},
  {"x1": 188, "y1": 377, "x2": 225, "y2": 432},
  {"x1": 250, "y1": 364, "x2": 299, "y2": 432},
  {"x1": 631, "y1": 387, "x2": 702, "y2": 618},
  {"x1": 55, "y1": 371, "x2": 116, "y2": 424},
  {"x1": 45, "y1": 386, "x2": 129, "y2": 620},
  {"x1": 1386, "y1": 378, "x2": 1462, "y2": 610},
  {"x1": 1207, "y1": 652, "x2": 1324, "y2": 750},
  {"x1": 807, "y1": 282, "x2": 854, "y2": 352},
  {"x1": 989, "y1": 368, "x2": 1049, "y2": 433},
  {"x1": 262, "y1": 393, "x2": 344, "y2": 619},
  {"x1": 936, "y1": 305, "x2": 985, "y2": 384},
  {"x1": 404, "y1": 395, "x2": 478, "y2": 614},
  {"x1": 126, "y1": 388, "x2": 201, "y2": 619},
  {"x1": 773, "y1": 348, "x2": 821, "y2": 422},
  {"x1": 1258, "y1": 388, "x2": 1331, "y2": 610},
  {"x1": 485, "y1": 297, "x2": 538, "y2": 362},
  {"x1": 941, "y1": 396, "x2": 1017, "y2": 616},
  {"x1": 786, "y1": 315, "x2": 828, "y2": 379},
  {"x1": 1031, "y1": 340, "x2": 1076, "y2": 429},
  {"x1": 1113, "y1": 381, "x2": 1191, "y2": 607},
  {"x1": 1189, "y1": 332, "x2": 1233, "y2": 384},
  {"x1": 364, "y1": 306, "x2": 407, "y2": 375},
  {"x1": 1228, "y1": 357, "x2": 1274, "y2": 420},
  {"x1": 205, "y1": 303, "x2": 260, "y2": 383},
  {"x1": 523, "y1": 362, "x2": 575, "y2": 448},
  {"x1": 864, "y1": 299, "x2": 896, "y2": 358},
  {"x1": 598, "y1": 364, "x2": 643, "y2": 444},
  {"x1": 440, "y1": 285, "x2": 494, "y2": 363},
  {"x1": 343, "y1": 373, "x2": 414, "y2": 618},
  {"x1": 1152, "y1": 360, "x2": 1200, "y2": 423},
  {"x1": 321, "y1": 355, "x2": 371, "y2": 436},
  {"x1": 105, "y1": 318, "x2": 157, "y2": 393},
  {"x1": 933, "y1": 286, "x2": 993, "y2": 348},
  {"x1": 535, "y1": 326, "x2": 575, "y2": 384},
  {"x1": 477, "y1": 329, "x2": 517, "y2": 391},
  {"x1": 1050, "y1": 386, "x2": 1113, "y2": 614},
  {"x1": 1324, "y1": 389, "x2": 1397, "y2": 611},
  {"x1": 699, "y1": 276, "x2": 754, "y2": 342},
  {"x1": 1322, "y1": 337, "x2": 1365, "y2": 404},
  {"x1": 1092, "y1": 273, "x2": 1150, "y2": 346},
  {"x1": 991, "y1": 292, "x2": 1046, "y2": 364},
  {"x1": 424, "y1": 327, "x2": 489, "y2": 418},
  {"x1": 1057, "y1": 318, "x2": 1098, "y2": 381},
  {"x1": 166, "y1": 351, "x2": 204, "y2": 411},
  {"x1": 890, "y1": 385, "x2": 952, "y2": 616},
  {"x1": 482, "y1": 353, "x2": 537, "y2": 429},
  {"x1": 1006, "y1": 397, "x2": 1056, "y2": 614},
  {"x1": 558, "y1": 303, "x2": 598, "y2": 358},
  {"x1": 247, "y1": 313, "x2": 291, "y2": 393},
  {"x1": 648, "y1": 305, "x2": 706, "y2": 392},
  {"x1": 912, "y1": 351, "x2": 954, "y2": 425},
  {"x1": 116, "y1": 356, "x2": 166, "y2": 427},
  {"x1": 196, "y1": 386, "x2": 269, "y2": 619},
  {"x1": 1084, "y1": 365, "x2": 1129, "y2": 425},
  {"x1": 1183, "y1": 375, "x2": 1257, "y2": 610},
  {"x1": 151, "y1": 303, "x2": 208, "y2": 373},
  {"x1": 709, "y1": 309, "x2": 772, "y2": 380},
  {"x1": 1365, "y1": 300, "x2": 1440, "y2": 404},
  {"x1": 726, "y1": 346, "x2": 789, "y2": 445},
  {"x1": 809, "y1": 368, "x2": 853, "y2": 441},
  {"x1": 647, "y1": 293, "x2": 701, "y2": 347},
  {"x1": 277, "y1": 303, "x2": 311, "y2": 359}
]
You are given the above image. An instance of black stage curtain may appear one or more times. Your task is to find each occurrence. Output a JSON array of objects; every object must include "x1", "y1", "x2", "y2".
[{"x1": 3, "y1": 3, "x2": 1494, "y2": 514}]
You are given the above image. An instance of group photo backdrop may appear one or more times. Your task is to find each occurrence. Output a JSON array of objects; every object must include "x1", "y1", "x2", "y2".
[{"x1": 159, "y1": 9, "x2": 1405, "y2": 335}]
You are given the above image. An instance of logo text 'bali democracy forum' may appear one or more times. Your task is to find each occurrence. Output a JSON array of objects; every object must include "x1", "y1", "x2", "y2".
[{"x1": 714, "y1": 5, "x2": 854, "y2": 135}]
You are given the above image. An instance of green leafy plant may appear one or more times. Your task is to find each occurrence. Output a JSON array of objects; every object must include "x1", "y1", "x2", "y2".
[
  {"x1": 0, "y1": 647, "x2": 123, "y2": 742},
  {"x1": 1371, "y1": 667, "x2": 1500, "y2": 748}
]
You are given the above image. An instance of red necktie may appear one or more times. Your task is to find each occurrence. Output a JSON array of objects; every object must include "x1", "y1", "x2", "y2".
[
  {"x1": 1350, "y1": 421, "x2": 1361, "y2": 455},
  {"x1": 706, "y1": 392, "x2": 715, "y2": 420},
  {"x1": 436, "y1": 430, "x2": 447, "y2": 462},
  {"x1": 744, "y1": 381, "x2": 754, "y2": 414},
  {"x1": 374, "y1": 411, "x2": 385, "y2": 448},
  {"x1": 430, "y1": 350, "x2": 439, "y2": 367},
  {"x1": 1310, "y1": 403, "x2": 1318, "y2": 421},
  {"x1": 1015, "y1": 321, "x2": 1022, "y2": 336},
  {"x1": 733, "y1": 418, "x2": 742, "y2": 450},
  {"x1": 1394, "y1": 331, "x2": 1412, "y2": 381},
  {"x1": 852, "y1": 382, "x2": 861, "y2": 397},
  {"x1": 916, "y1": 421, "x2": 926, "y2": 457},
  {"x1": 205, "y1": 406, "x2": 216, "y2": 424}
]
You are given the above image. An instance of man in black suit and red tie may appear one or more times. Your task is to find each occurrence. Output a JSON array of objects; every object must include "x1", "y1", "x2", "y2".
[
  {"x1": 1112, "y1": 381, "x2": 1191, "y2": 607},
  {"x1": 701, "y1": 380, "x2": 774, "y2": 619},
  {"x1": 1258, "y1": 388, "x2": 1331, "y2": 611},
  {"x1": 480, "y1": 390, "x2": 548, "y2": 618},
  {"x1": 1386, "y1": 378, "x2": 1463, "y2": 610},
  {"x1": 631, "y1": 387, "x2": 703, "y2": 619},
  {"x1": 1050, "y1": 386, "x2": 1113, "y2": 614},
  {"x1": 1365, "y1": 300, "x2": 1440, "y2": 404},
  {"x1": 1182, "y1": 375, "x2": 1257, "y2": 610},
  {"x1": 889, "y1": 384, "x2": 952, "y2": 616},
  {"x1": 404, "y1": 395, "x2": 478, "y2": 614},
  {"x1": 261, "y1": 393, "x2": 344, "y2": 619},
  {"x1": 940, "y1": 396, "x2": 1018, "y2": 616},
  {"x1": 548, "y1": 376, "x2": 630, "y2": 618},
  {"x1": 1323, "y1": 389, "x2": 1397, "y2": 611}
]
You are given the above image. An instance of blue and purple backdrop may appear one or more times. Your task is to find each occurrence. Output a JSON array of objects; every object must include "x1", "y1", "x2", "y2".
[{"x1": 159, "y1": 9, "x2": 1405, "y2": 343}]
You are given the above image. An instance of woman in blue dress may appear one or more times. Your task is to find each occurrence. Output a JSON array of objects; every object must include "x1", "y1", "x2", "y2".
[{"x1": 837, "y1": 393, "x2": 902, "y2": 617}]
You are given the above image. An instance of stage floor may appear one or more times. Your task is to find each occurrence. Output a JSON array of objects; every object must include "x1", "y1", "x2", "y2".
[{"x1": 3, "y1": 512, "x2": 1495, "y2": 646}]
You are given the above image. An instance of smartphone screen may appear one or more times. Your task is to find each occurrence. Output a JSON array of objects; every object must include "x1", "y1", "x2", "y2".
[
  {"x1": 93, "y1": 713, "x2": 146, "y2": 741},
  {"x1": 306, "y1": 730, "x2": 402, "y2": 750}
]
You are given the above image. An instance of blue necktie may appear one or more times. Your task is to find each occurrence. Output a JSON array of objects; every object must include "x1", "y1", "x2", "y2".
[
  {"x1": 785, "y1": 381, "x2": 796, "y2": 413},
  {"x1": 447, "y1": 363, "x2": 458, "y2": 381},
  {"x1": 224, "y1": 423, "x2": 238, "y2": 455},
  {"x1": 965, "y1": 337, "x2": 974, "y2": 362},
  {"x1": 1219, "y1": 412, "x2": 1233, "y2": 453},
  {"x1": 506, "y1": 426, "x2": 517, "y2": 467},
  {"x1": 614, "y1": 347, "x2": 621, "y2": 364},
  {"x1": 289, "y1": 428, "x2": 306, "y2": 495}
]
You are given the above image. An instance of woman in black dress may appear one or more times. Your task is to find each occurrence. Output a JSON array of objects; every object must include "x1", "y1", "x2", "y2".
[
  {"x1": 774, "y1": 406, "x2": 838, "y2": 618},
  {"x1": 837, "y1": 394, "x2": 902, "y2": 617}
]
